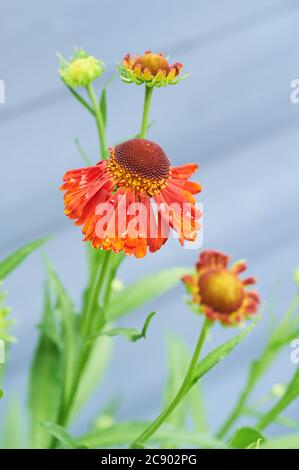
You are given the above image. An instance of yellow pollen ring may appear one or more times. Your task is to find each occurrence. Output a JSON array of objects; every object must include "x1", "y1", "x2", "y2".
[{"x1": 107, "y1": 155, "x2": 170, "y2": 196}]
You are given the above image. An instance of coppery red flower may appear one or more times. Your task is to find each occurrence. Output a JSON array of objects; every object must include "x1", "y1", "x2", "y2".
[
  {"x1": 182, "y1": 250, "x2": 260, "y2": 326},
  {"x1": 61, "y1": 139, "x2": 201, "y2": 258}
]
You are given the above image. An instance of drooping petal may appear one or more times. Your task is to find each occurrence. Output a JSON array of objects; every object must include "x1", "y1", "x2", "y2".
[
  {"x1": 171, "y1": 163, "x2": 199, "y2": 180},
  {"x1": 155, "y1": 180, "x2": 201, "y2": 245}
]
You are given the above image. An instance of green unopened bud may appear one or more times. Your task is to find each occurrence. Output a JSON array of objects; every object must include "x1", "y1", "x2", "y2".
[{"x1": 59, "y1": 48, "x2": 104, "y2": 88}]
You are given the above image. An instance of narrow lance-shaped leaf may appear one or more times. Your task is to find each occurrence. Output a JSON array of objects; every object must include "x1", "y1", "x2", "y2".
[
  {"x1": 192, "y1": 318, "x2": 258, "y2": 385},
  {"x1": 107, "y1": 267, "x2": 189, "y2": 320},
  {"x1": 40, "y1": 422, "x2": 82, "y2": 449},
  {"x1": 96, "y1": 311, "x2": 156, "y2": 342},
  {"x1": 100, "y1": 88, "x2": 107, "y2": 128},
  {"x1": 257, "y1": 366, "x2": 299, "y2": 430},
  {"x1": 78, "y1": 422, "x2": 224, "y2": 449},
  {"x1": 217, "y1": 300, "x2": 299, "y2": 438},
  {"x1": 0, "y1": 237, "x2": 48, "y2": 280},
  {"x1": 65, "y1": 84, "x2": 95, "y2": 115},
  {"x1": 98, "y1": 74, "x2": 115, "y2": 128},
  {"x1": 28, "y1": 284, "x2": 63, "y2": 449},
  {"x1": 44, "y1": 256, "x2": 79, "y2": 408}
]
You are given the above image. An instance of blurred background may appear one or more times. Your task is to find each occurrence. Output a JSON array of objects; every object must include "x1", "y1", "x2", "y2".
[{"x1": 1, "y1": 0, "x2": 299, "y2": 438}]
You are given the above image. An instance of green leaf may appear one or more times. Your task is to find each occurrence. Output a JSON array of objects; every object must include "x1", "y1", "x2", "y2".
[
  {"x1": 1, "y1": 398, "x2": 26, "y2": 449},
  {"x1": 257, "y1": 366, "x2": 299, "y2": 430},
  {"x1": 78, "y1": 422, "x2": 224, "y2": 449},
  {"x1": 107, "y1": 267, "x2": 189, "y2": 320},
  {"x1": 217, "y1": 299, "x2": 299, "y2": 438},
  {"x1": 28, "y1": 284, "x2": 63, "y2": 449},
  {"x1": 0, "y1": 389, "x2": 3, "y2": 399},
  {"x1": 192, "y1": 318, "x2": 258, "y2": 384},
  {"x1": 244, "y1": 406, "x2": 299, "y2": 431},
  {"x1": 44, "y1": 257, "x2": 79, "y2": 409},
  {"x1": 154, "y1": 428, "x2": 224, "y2": 449},
  {"x1": 261, "y1": 433, "x2": 299, "y2": 449},
  {"x1": 41, "y1": 422, "x2": 82, "y2": 449},
  {"x1": 99, "y1": 74, "x2": 115, "y2": 127},
  {"x1": 98, "y1": 311, "x2": 156, "y2": 342},
  {"x1": 65, "y1": 84, "x2": 95, "y2": 115},
  {"x1": 0, "y1": 238, "x2": 48, "y2": 280},
  {"x1": 228, "y1": 427, "x2": 265, "y2": 449},
  {"x1": 100, "y1": 88, "x2": 107, "y2": 128}
]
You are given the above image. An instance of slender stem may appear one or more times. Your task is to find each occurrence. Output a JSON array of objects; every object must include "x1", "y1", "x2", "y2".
[
  {"x1": 139, "y1": 86, "x2": 154, "y2": 139},
  {"x1": 86, "y1": 83, "x2": 108, "y2": 158},
  {"x1": 131, "y1": 318, "x2": 211, "y2": 448}
]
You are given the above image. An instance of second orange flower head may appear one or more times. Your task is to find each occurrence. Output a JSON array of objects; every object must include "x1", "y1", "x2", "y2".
[
  {"x1": 61, "y1": 139, "x2": 202, "y2": 258},
  {"x1": 183, "y1": 250, "x2": 260, "y2": 326},
  {"x1": 119, "y1": 51, "x2": 185, "y2": 87}
]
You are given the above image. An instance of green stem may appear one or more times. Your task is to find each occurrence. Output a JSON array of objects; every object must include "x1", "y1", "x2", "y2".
[
  {"x1": 86, "y1": 83, "x2": 108, "y2": 158},
  {"x1": 139, "y1": 86, "x2": 154, "y2": 139},
  {"x1": 131, "y1": 318, "x2": 211, "y2": 448}
]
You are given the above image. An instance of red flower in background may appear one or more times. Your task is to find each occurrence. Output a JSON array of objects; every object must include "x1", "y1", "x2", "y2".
[
  {"x1": 183, "y1": 250, "x2": 260, "y2": 326},
  {"x1": 61, "y1": 139, "x2": 201, "y2": 258}
]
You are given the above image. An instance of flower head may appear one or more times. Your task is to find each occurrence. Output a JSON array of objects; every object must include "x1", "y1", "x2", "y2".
[
  {"x1": 61, "y1": 138, "x2": 201, "y2": 258},
  {"x1": 183, "y1": 250, "x2": 260, "y2": 326},
  {"x1": 59, "y1": 48, "x2": 104, "y2": 88},
  {"x1": 119, "y1": 51, "x2": 186, "y2": 88}
]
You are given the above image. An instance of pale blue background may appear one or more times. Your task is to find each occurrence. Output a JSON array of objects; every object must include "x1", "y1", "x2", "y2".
[{"x1": 1, "y1": 0, "x2": 299, "y2": 439}]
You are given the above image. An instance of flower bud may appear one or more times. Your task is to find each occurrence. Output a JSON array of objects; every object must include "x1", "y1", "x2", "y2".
[{"x1": 59, "y1": 48, "x2": 104, "y2": 88}]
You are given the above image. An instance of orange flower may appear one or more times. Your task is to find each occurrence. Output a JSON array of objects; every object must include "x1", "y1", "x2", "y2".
[
  {"x1": 119, "y1": 51, "x2": 186, "y2": 87},
  {"x1": 61, "y1": 139, "x2": 201, "y2": 258},
  {"x1": 182, "y1": 250, "x2": 260, "y2": 326}
]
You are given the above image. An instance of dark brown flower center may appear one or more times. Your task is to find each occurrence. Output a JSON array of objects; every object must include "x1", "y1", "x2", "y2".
[
  {"x1": 199, "y1": 269, "x2": 244, "y2": 314},
  {"x1": 114, "y1": 139, "x2": 170, "y2": 181},
  {"x1": 135, "y1": 53, "x2": 170, "y2": 75}
]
